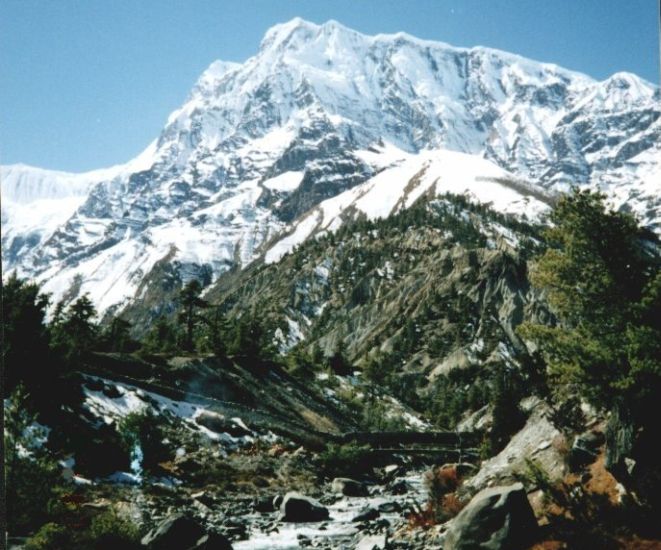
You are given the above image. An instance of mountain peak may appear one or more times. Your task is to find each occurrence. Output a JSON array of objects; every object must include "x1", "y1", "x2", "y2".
[{"x1": 259, "y1": 17, "x2": 319, "y2": 50}]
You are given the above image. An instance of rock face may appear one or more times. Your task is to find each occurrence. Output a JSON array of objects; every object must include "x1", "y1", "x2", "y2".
[
  {"x1": 444, "y1": 483, "x2": 537, "y2": 550},
  {"x1": 331, "y1": 477, "x2": 369, "y2": 497},
  {"x1": 462, "y1": 400, "x2": 565, "y2": 495},
  {"x1": 279, "y1": 492, "x2": 330, "y2": 522}
]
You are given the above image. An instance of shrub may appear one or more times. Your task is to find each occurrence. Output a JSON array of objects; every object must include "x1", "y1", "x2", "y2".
[
  {"x1": 317, "y1": 443, "x2": 373, "y2": 479},
  {"x1": 24, "y1": 523, "x2": 73, "y2": 550},
  {"x1": 86, "y1": 511, "x2": 142, "y2": 549},
  {"x1": 423, "y1": 465, "x2": 466, "y2": 522}
]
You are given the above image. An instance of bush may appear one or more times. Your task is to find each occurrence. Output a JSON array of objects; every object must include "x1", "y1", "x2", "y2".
[
  {"x1": 86, "y1": 511, "x2": 142, "y2": 549},
  {"x1": 317, "y1": 443, "x2": 373, "y2": 479},
  {"x1": 24, "y1": 523, "x2": 73, "y2": 550}
]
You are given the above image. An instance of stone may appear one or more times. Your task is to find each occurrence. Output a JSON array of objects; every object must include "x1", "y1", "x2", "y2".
[
  {"x1": 141, "y1": 514, "x2": 206, "y2": 550},
  {"x1": 279, "y1": 492, "x2": 330, "y2": 522},
  {"x1": 569, "y1": 430, "x2": 605, "y2": 470},
  {"x1": 444, "y1": 483, "x2": 537, "y2": 550},
  {"x1": 387, "y1": 479, "x2": 410, "y2": 495},
  {"x1": 352, "y1": 507, "x2": 380, "y2": 522},
  {"x1": 253, "y1": 495, "x2": 275, "y2": 513},
  {"x1": 331, "y1": 477, "x2": 369, "y2": 497},
  {"x1": 377, "y1": 501, "x2": 401, "y2": 514}
]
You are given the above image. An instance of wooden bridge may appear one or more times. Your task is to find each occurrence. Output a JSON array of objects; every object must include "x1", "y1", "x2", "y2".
[{"x1": 337, "y1": 430, "x2": 482, "y2": 462}]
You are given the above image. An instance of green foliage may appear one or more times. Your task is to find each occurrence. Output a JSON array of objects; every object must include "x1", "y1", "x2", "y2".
[
  {"x1": 24, "y1": 523, "x2": 72, "y2": 550},
  {"x1": 428, "y1": 365, "x2": 491, "y2": 429},
  {"x1": 489, "y1": 364, "x2": 526, "y2": 454},
  {"x1": 117, "y1": 409, "x2": 168, "y2": 474},
  {"x1": 24, "y1": 512, "x2": 142, "y2": 550},
  {"x1": 177, "y1": 279, "x2": 208, "y2": 352},
  {"x1": 51, "y1": 295, "x2": 99, "y2": 366},
  {"x1": 1, "y1": 274, "x2": 53, "y2": 396},
  {"x1": 285, "y1": 347, "x2": 317, "y2": 378},
  {"x1": 86, "y1": 511, "x2": 142, "y2": 549},
  {"x1": 360, "y1": 398, "x2": 408, "y2": 431},
  {"x1": 5, "y1": 385, "x2": 62, "y2": 535},
  {"x1": 326, "y1": 344, "x2": 352, "y2": 375},
  {"x1": 100, "y1": 317, "x2": 139, "y2": 353},
  {"x1": 520, "y1": 189, "x2": 661, "y2": 421},
  {"x1": 142, "y1": 317, "x2": 179, "y2": 353},
  {"x1": 228, "y1": 315, "x2": 276, "y2": 362},
  {"x1": 317, "y1": 443, "x2": 373, "y2": 479}
]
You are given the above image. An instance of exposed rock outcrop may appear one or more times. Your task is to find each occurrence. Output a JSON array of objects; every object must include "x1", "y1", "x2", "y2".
[
  {"x1": 279, "y1": 492, "x2": 330, "y2": 522},
  {"x1": 444, "y1": 483, "x2": 537, "y2": 550}
]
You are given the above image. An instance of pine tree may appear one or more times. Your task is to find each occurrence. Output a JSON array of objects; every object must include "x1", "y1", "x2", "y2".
[
  {"x1": 177, "y1": 280, "x2": 208, "y2": 352},
  {"x1": 101, "y1": 317, "x2": 137, "y2": 352},
  {"x1": 1, "y1": 275, "x2": 52, "y2": 396},
  {"x1": 51, "y1": 294, "x2": 98, "y2": 366}
]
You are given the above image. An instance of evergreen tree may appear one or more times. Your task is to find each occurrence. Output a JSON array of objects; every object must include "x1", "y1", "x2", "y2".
[
  {"x1": 177, "y1": 280, "x2": 208, "y2": 352},
  {"x1": 488, "y1": 365, "x2": 525, "y2": 454},
  {"x1": 51, "y1": 295, "x2": 98, "y2": 365},
  {"x1": 143, "y1": 317, "x2": 178, "y2": 353},
  {"x1": 520, "y1": 189, "x2": 661, "y2": 510},
  {"x1": 1, "y1": 275, "x2": 52, "y2": 396},
  {"x1": 520, "y1": 189, "x2": 661, "y2": 418},
  {"x1": 100, "y1": 317, "x2": 138, "y2": 353}
]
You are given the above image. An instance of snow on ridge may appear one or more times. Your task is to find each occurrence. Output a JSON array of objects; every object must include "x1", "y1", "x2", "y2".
[
  {"x1": 265, "y1": 146, "x2": 550, "y2": 264},
  {"x1": 262, "y1": 171, "x2": 304, "y2": 192}
]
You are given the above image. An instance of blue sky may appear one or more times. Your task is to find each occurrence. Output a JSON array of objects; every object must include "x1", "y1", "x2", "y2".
[{"x1": 1, "y1": 0, "x2": 658, "y2": 172}]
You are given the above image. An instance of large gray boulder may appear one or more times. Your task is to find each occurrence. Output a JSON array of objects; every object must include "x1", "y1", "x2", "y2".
[
  {"x1": 444, "y1": 483, "x2": 537, "y2": 550},
  {"x1": 279, "y1": 492, "x2": 330, "y2": 522}
]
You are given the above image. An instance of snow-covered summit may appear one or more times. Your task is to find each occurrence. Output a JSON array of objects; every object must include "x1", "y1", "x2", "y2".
[{"x1": 2, "y1": 18, "x2": 659, "y2": 319}]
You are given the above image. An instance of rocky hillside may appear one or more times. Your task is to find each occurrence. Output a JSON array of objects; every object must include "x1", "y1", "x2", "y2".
[
  {"x1": 2, "y1": 18, "x2": 659, "y2": 321},
  {"x1": 208, "y1": 194, "x2": 549, "y2": 385}
]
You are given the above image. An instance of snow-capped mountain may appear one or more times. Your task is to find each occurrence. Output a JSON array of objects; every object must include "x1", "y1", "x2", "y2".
[{"x1": 2, "y1": 18, "x2": 659, "y2": 318}]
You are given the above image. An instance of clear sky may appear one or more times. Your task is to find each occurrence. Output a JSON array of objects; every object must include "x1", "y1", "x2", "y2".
[{"x1": 1, "y1": 0, "x2": 659, "y2": 173}]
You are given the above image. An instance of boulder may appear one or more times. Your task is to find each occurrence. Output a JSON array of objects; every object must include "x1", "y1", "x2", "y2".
[
  {"x1": 569, "y1": 430, "x2": 605, "y2": 470},
  {"x1": 279, "y1": 492, "x2": 330, "y2": 522},
  {"x1": 331, "y1": 477, "x2": 369, "y2": 497},
  {"x1": 253, "y1": 495, "x2": 275, "y2": 513},
  {"x1": 387, "y1": 479, "x2": 410, "y2": 495},
  {"x1": 141, "y1": 514, "x2": 206, "y2": 550},
  {"x1": 444, "y1": 483, "x2": 537, "y2": 550},
  {"x1": 352, "y1": 507, "x2": 380, "y2": 522},
  {"x1": 377, "y1": 501, "x2": 401, "y2": 514}
]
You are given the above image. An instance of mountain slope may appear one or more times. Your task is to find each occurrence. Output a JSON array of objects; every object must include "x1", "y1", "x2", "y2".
[
  {"x1": 1, "y1": 18, "x2": 658, "y2": 318},
  {"x1": 207, "y1": 194, "x2": 549, "y2": 386}
]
